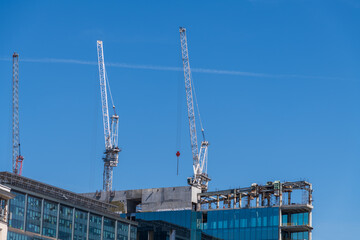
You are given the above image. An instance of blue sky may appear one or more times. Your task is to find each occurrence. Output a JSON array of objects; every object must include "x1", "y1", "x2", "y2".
[{"x1": 1, "y1": 0, "x2": 359, "y2": 238}]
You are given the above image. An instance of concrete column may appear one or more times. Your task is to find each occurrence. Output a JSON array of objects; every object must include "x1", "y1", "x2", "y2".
[
  {"x1": 56, "y1": 203, "x2": 60, "y2": 239},
  {"x1": 128, "y1": 224, "x2": 131, "y2": 240},
  {"x1": 239, "y1": 194, "x2": 242, "y2": 208},
  {"x1": 40, "y1": 199, "x2": 44, "y2": 235},
  {"x1": 114, "y1": 220, "x2": 118, "y2": 240},
  {"x1": 23, "y1": 194, "x2": 28, "y2": 231},
  {"x1": 278, "y1": 208, "x2": 282, "y2": 240},
  {"x1": 309, "y1": 211, "x2": 312, "y2": 240},
  {"x1": 196, "y1": 195, "x2": 201, "y2": 211},
  {"x1": 71, "y1": 207, "x2": 75, "y2": 240},
  {"x1": 233, "y1": 192, "x2": 237, "y2": 208},
  {"x1": 101, "y1": 216, "x2": 104, "y2": 240},
  {"x1": 86, "y1": 212, "x2": 90, "y2": 240},
  {"x1": 170, "y1": 229, "x2": 176, "y2": 240},
  {"x1": 288, "y1": 192, "x2": 291, "y2": 205}
]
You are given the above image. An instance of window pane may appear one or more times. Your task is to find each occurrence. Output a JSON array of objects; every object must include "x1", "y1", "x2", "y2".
[
  {"x1": 9, "y1": 191, "x2": 25, "y2": 230},
  {"x1": 89, "y1": 214, "x2": 102, "y2": 240},
  {"x1": 74, "y1": 209, "x2": 88, "y2": 240},
  {"x1": 26, "y1": 195, "x2": 41, "y2": 234},
  {"x1": 103, "y1": 217, "x2": 115, "y2": 240},
  {"x1": 42, "y1": 200, "x2": 58, "y2": 237},
  {"x1": 58, "y1": 205, "x2": 73, "y2": 240}
]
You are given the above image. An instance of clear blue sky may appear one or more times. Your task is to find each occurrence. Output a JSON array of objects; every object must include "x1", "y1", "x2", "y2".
[{"x1": 1, "y1": 0, "x2": 359, "y2": 238}]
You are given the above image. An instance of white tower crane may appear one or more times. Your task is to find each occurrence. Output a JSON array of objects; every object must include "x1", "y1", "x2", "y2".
[
  {"x1": 97, "y1": 40, "x2": 120, "y2": 192},
  {"x1": 12, "y1": 52, "x2": 24, "y2": 175},
  {"x1": 179, "y1": 27, "x2": 210, "y2": 191}
]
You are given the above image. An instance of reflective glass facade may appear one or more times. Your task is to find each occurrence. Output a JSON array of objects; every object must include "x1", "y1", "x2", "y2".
[
  {"x1": 25, "y1": 195, "x2": 41, "y2": 234},
  {"x1": 58, "y1": 205, "x2": 73, "y2": 240},
  {"x1": 103, "y1": 217, "x2": 116, "y2": 240},
  {"x1": 74, "y1": 209, "x2": 88, "y2": 240},
  {"x1": 202, "y1": 208, "x2": 279, "y2": 240},
  {"x1": 282, "y1": 212, "x2": 309, "y2": 226},
  {"x1": 136, "y1": 210, "x2": 192, "y2": 229},
  {"x1": 117, "y1": 221, "x2": 129, "y2": 240},
  {"x1": 8, "y1": 192, "x2": 25, "y2": 230},
  {"x1": 7, "y1": 190, "x2": 136, "y2": 240},
  {"x1": 88, "y1": 214, "x2": 102, "y2": 240},
  {"x1": 42, "y1": 200, "x2": 58, "y2": 238},
  {"x1": 135, "y1": 208, "x2": 279, "y2": 240}
]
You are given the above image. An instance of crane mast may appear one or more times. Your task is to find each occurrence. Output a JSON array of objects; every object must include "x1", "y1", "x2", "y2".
[
  {"x1": 97, "y1": 41, "x2": 120, "y2": 192},
  {"x1": 12, "y1": 52, "x2": 24, "y2": 175},
  {"x1": 179, "y1": 27, "x2": 210, "y2": 191}
]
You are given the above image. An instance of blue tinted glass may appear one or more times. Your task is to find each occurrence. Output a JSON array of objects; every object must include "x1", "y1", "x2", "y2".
[
  {"x1": 58, "y1": 205, "x2": 73, "y2": 240},
  {"x1": 26, "y1": 195, "x2": 41, "y2": 234},
  {"x1": 74, "y1": 209, "x2": 88, "y2": 240},
  {"x1": 103, "y1": 217, "x2": 115, "y2": 240},
  {"x1": 9, "y1": 191, "x2": 25, "y2": 230},
  {"x1": 117, "y1": 221, "x2": 129, "y2": 239},
  {"x1": 88, "y1": 214, "x2": 101, "y2": 240},
  {"x1": 42, "y1": 200, "x2": 58, "y2": 237}
]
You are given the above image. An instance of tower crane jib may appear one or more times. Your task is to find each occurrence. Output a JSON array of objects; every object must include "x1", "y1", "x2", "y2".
[
  {"x1": 97, "y1": 40, "x2": 120, "y2": 192},
  {"x1": 179, "y1": 27, "x2": 210, "y2": 191}
]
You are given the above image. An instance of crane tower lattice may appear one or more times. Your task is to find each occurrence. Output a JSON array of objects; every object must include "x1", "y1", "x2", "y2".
[
  {"x1": 179, "y1": 27, "x2": 210, "y2": 191},
  {"x1": 97, "y1": 41, "x2": 120, "y2": 192}
]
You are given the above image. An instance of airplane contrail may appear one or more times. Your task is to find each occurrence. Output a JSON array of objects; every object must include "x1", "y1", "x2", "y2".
[{"x1": 0, "y1": 57, "x2": 343, "y2": 80}]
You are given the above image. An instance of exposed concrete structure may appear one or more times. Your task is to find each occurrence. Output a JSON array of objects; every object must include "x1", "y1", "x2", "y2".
[
  {"x1": 82, "y1": 186, "x2": 201, "y2": 213},
  {"x1": 0, "y1": 184, "x2": 15, "y2": 240}
]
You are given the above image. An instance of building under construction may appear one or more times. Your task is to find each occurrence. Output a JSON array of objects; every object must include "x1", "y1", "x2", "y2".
[
  {"x1": 82, "y1": 180, "x2": 313, "y2": 240},
  {"x1": 4, "y1": 28, "x2": 314, "y2": 240}
]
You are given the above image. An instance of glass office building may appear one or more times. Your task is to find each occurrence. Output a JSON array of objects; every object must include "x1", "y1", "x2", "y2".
[
  {"x1": 133, "y1": 208, "x2": 280, "y2": 240},
  {"x1": 0, "y1": 172, "x2": 137, "y2": 240},
  {"x1": 133, "y1": 207, "x2": 311, "y2": 240}
]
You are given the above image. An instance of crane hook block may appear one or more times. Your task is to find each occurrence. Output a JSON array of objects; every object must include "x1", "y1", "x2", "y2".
[{"x1": 176, "y1": 151, "x2": 180, "y2": 157}]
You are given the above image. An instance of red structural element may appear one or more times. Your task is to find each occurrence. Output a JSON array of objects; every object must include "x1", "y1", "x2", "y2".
[
  {"x1": 15, "y1": 155, "x2": 24, "y2": 175},
  {"x1": 176, "y1": 151, "x2": 180, "y2": 157}
]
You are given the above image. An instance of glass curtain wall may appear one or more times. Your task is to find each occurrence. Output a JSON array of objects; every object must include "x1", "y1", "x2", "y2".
[
  {"x1": 88, "y1": 214, "x2": 102, "y2": 240},
  {"x1": 42, "y1": 200, "x2": 58, "y2": 238},
  {"x1": 58, "y1": 205, "x2": 73, "y2": 240},
  {"x1": 130, "y1": 226, "x2": 137, "y2": 240},
  {"x1": 282, "y1": 212, "x2": 309, "y2": 226},
  {"x1": 135, "y1": 208, "x2": 279, "y2": 240},
  {"x1": 202, "y1": 208, "x2": 279, "y2": 240},
  {"x1": 74, "y1": 209, "x2": 88, "y2": 240},
  {"x1": 8, "y1": 191, "x2": 134, "y2": 240},
  {"x1": 117, "y1": 222, "x2": 129, "y2": 240},
  {"x1": 103, "y1": 217, "x2": 115, "y2": 240},
  {"x1": 25, "y1": 195, "x2": 41, "y2": 234},
  {"x1": 8, "y1": 191, "x2": 26, "y2": 230}
]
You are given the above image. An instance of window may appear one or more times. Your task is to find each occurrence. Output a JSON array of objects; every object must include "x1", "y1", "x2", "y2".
[
  {"x1": 26, "y1": 195, "x2": 41, "y2": 234},
  {"x1": 42, "y1": 200, "x2": 58, "y2": 237}
]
